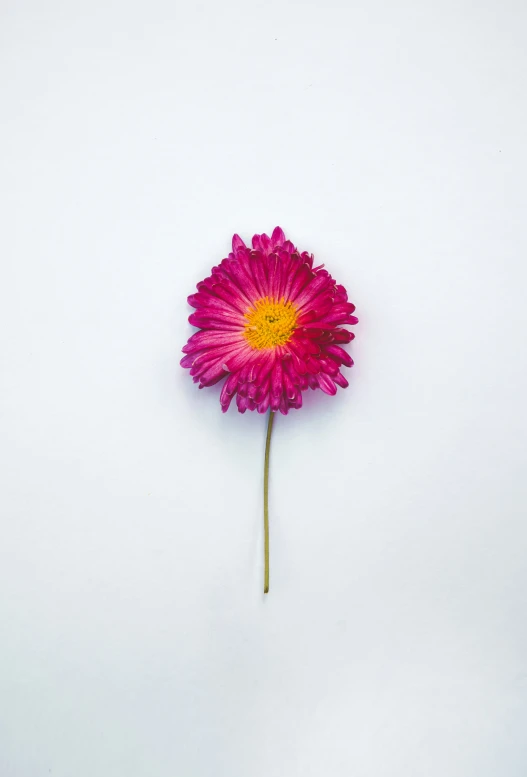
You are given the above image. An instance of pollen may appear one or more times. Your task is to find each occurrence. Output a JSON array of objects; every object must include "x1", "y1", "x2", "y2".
[{"x1": 243, "y1": 296, "x2": 298, "y2": 350}]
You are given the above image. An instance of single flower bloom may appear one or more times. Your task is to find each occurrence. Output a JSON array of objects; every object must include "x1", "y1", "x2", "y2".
[{"x1": 181, "y1": 227, "x2": 358, "y2": 414}]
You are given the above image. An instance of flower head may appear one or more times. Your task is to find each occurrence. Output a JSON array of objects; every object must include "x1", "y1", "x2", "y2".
[{"x1": 181, "y1": 227, "x2": 358, "y2": 414}]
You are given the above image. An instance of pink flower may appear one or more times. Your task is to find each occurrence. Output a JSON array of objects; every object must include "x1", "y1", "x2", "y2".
[{"x1": 181, "y1": 227, "x2": 358, "y2": 414}]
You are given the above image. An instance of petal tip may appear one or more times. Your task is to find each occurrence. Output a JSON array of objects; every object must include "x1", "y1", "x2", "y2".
[
  {"x1": 232, "y1": 234, "x2": 246, "y2": 252},
  {"x1": 271, "y1": 226, "x2": 285, "y2": 246}
]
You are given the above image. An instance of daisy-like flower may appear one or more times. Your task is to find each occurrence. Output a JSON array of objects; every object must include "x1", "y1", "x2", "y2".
[
  {"x1": 181, "y1": 226, "x2": 358, "y2": 594},
  {"x1": 181, "y1": 226, "x2": 358, "y2": 414}
]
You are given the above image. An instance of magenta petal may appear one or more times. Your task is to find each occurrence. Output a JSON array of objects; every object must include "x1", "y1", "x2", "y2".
[
  {"x1": 270, "y1": 394, "x2": 281, "y2": 411},
  {"x1": 253, "y1": 352, "x2": 275, "y2": 385},
  {"x1": 271, "y1": 359, "x2": 283, "y2": 398},
  {"x1": 223, "y1": 372, "x2": 239, "y2": 395},
  {"x1": 318, "y1": 357, "x2": 339, "y2": 377},
  {"x1": 188, "y1": 298, "x2": 246, "y2": 322},
  {"x1": 232, "y1": 234, "x2": 246, "y2": 252},
  {"x1": 236, "y1": 393, "x2": 249, "y2": 413},
  {"x1": 306, "y1": 356, "x2": 321, "y2": 374},
  {"x1": 300, "y1": 327, "x2": 327, "y2": 340},
  {"x1": 333, "y1": 328, "x2": 355, "y2": 343},
  {"x1": 308, "y1": 374, "x2": 319, "y2": 390},
  {"x1": 256, "y1": 375, "x2": 271, "y2": 403},
  {"x1": 249, "y1": 253, "x2": 268, "y2": 298},
  {"x1": 247, "y1": 381, "x2": 259, "y2": 399},
  {"x1": 257, "y1": 393, "x2": 271, "y2": 414},
  {"x1": 282, "y1": 255, "x2": 303, "y2": 301},
  {"x1": 198, "y1": 363, "x2": 228, "y2": 387},
  {"x1": 288, "y1": 348, "x2": 307, "y2": 375},
  {"x1": 318, "y1": 373, "x2": 337, "y2": 395},
  {"x1": 188, "y1": 312, "x2": 244, "y2": 330},
  {"x1": 267, "y1": 253, "x2": 284, "y2": 300},
  {"x1": 223, "y1": 347, "x2": 258, "y2": 373},
  {"x1": 190, "y1": 288, "x2": 248, "y2": 317},
  {"x1": 183, "y1": 330, "x2": 243, "y2": 353},
  {"x1": 288, "y1": 263, "x2": 314, "y2": 301},
  {"x1": 298, "y1": 338, "x2": 320, "y2": 356},
  {"x1": 271, "y1": 226, "x2": 285, "y2": 247},
  {"x1": 282, "y1": 356, "x2": 301, "y2": 385},
  {"x1": 334, "y1": 284, "x2": 348, "y2": 304},
  {"x1": 223, "y1": 258, "x2": 261, "y2": 304},
  {"x1": 333, "y1": 371, "x2": 349, "y2": 388},
  {"x1": 260, "y1": 233, "x2": 271, "y2": 254},
  {"x1": 294, "y1": 275, "x2": 333, "y2": 308},
  {"x1": 208, "y1": 282, "x2": 249, "y2": 313},
  {"x1": 191, "y1": 342, "x2": 248, "y2": 371},
  {"x1": 283, "y1": 371, "x2": 296, "y2": 400},
  {"x1": 325, "y1": 344, "x2": 353, "y2": 367},
  {"x1": 221, "y1": 391, "x2": 235, "y2": 412},
  {"x1": 276, "y1": 251, "x2": 294, "y2": 300}
]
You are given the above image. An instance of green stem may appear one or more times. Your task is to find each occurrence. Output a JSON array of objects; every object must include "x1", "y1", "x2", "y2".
[{"x1": 263, "y1": 410, "x2": 275, "y2": 594}]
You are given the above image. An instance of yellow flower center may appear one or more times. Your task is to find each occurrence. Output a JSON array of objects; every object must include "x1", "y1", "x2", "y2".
[{"x1": 243, "y1": 296, "x2": 298, "y2": 350}]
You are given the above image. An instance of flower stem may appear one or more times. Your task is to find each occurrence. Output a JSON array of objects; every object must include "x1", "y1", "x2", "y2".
[{"x1": 264, "y1": 410, "x2": 275, "y2": 594}]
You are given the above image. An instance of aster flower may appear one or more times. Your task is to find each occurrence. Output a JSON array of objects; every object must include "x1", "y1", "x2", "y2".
[{"x1": 181, "y1": 227, "x2": 358, "y2": 593}]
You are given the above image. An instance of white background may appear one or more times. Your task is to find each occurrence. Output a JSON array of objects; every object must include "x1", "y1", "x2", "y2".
[{"x1": 1, "y1": 1, "x2": 526, "y2": 775}]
